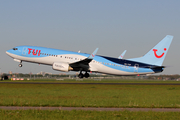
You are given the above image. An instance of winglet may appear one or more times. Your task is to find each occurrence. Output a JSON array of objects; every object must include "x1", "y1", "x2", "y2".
[
  {"x1": 118, "y1": 50, "x2": 127, "y2": 59},
  {"x1": 88, "y1": 48, "x2": 99, "y2": 59}
]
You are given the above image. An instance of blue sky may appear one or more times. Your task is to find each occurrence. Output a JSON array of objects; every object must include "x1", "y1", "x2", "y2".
[{"x1": 1, "y1": 1, "x2": 180, "y2": 75}]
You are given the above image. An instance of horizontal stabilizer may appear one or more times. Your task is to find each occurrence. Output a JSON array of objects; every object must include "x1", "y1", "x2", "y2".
[{"x1": 143, "y1": 66, "x2": 165, "y2": 69}]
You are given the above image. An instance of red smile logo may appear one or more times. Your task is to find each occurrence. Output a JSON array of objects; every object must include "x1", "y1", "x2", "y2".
[{"x1": 153, "y1": 48, "x2": 166, "y2": 58}]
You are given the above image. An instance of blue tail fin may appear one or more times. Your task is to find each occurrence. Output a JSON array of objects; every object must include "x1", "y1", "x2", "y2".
[{"x1": 128, "y1": 35, "x2": 173, "y2": 66}]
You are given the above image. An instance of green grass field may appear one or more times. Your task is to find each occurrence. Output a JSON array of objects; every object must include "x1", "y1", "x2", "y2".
[
  {"x1": 0, "y1": 79, "x2": 180, "y2": 108},
  {"x1": 3, "y1": 78, "x2": 180, "y2": 83},
  {"x1": 0, "y1": 109, "x2": 180, "y2": 120},
  {"x1": 1, "y1": 79, "x2": 180, "y2": 119}
]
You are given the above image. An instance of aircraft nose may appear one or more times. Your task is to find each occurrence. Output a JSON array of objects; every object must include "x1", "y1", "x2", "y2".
[
  {"x1": 6, "y1": 51, "x2": 9, "y2": 54},
  {"x1": 6, "y1": 51, "x2": 11, "y2": 56}
]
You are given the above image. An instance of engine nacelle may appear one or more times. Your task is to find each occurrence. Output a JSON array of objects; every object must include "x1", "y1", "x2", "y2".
[{"x1": 52, "y1": 62, "x2": 73, "y2": 72}]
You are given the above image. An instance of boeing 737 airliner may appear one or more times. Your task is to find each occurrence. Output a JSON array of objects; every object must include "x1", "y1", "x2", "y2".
[{"x1": 6, "y1": 35, "x2": 173, "y2": 78}]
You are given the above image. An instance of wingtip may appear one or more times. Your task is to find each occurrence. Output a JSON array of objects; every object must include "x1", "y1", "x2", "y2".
[
  {"x1": 88, "y1": 48, "x2": 99, "y2": 59},
  {"x1": 166, "y1": 35, "x2": 174, "y2": 39}
]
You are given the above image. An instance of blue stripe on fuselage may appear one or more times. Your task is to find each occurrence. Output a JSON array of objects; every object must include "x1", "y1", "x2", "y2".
[{"x1": 9, "y1": 46, "x2": 90, "y2": 58}]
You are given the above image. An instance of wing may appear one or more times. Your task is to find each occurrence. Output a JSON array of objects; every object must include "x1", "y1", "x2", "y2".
[{"x1": 69, "y1": 48, "x2": 99, "y2": 71}]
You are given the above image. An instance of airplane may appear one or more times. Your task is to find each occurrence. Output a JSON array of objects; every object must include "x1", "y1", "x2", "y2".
[
  {"x1": 6, "y1": 35, "x2": 173, "y2": 78},
  {"x1": 118, "y1": 50, "x2": 127, "y2": 59}
]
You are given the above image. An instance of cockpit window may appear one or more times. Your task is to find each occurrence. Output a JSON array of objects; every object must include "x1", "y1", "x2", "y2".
[{"x1": 13, "y1": 48, "x2": 18, "y2": 50}]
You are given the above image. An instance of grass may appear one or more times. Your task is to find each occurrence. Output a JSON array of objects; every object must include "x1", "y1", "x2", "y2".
[
  {"x1": 1, "y1": 79, "x2": 179, "y2": 119},
  {"x1": 2, "y1": 78, "x2": 180, "y2": 83},
  {"x1": 0, "y1": 80, "x2": 180, "y2": 108},
  {"x1": 0, "y1": 109, "x2": 180, "y2": 120}
]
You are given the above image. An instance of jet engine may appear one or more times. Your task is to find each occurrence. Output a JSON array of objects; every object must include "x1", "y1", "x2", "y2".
[{"x1": 52, "y1": 62, "x2": 73, "y2": 72}]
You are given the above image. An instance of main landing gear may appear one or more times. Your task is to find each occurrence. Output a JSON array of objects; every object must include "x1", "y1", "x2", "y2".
[{"x1": 78, "y1": 71, "x2": 90, "y2": 78}]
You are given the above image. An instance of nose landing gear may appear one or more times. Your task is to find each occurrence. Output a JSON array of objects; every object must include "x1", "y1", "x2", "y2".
[{"x1": 18, "y1": 61, "x2": 22, "y2": 67}]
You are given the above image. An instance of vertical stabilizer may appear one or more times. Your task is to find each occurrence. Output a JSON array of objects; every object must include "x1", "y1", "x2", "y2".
[{"x1": 128, "y1": 35, "x2": 173, "y2": 66}]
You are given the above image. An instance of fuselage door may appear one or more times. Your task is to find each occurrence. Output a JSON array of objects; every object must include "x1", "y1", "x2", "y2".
[
  {"x1": 134, "y1": 64, "x2": 139, "y2": 73},
  {"x1": 22, "y1": 47, "x2": 28, "y2": 56}
]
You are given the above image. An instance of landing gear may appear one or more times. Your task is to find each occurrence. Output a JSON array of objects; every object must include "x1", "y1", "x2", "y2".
[
  {"x1": 84, "y1": 72, "x2": 89, "y2": 78},
  {"x1": 18, "y1": 61, "x2": 22, "y2": 67},
  {"x1": 19, "y1": 64, "x2": 22, "y2": 67},
  {"x1": 78, "y1": 71, "x2": 90, "y2": 78},
  {"x1": 78, "y1": 72, "x2": 84, "y2": 78}
]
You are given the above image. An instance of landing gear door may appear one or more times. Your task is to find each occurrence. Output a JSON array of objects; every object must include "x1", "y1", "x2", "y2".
[
  {"x1": 22, "y1": 47, "x2": 28, "y2": 56},
  {"x1": 134, "y1": 64, "x2": 139, "y2": 73}
]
